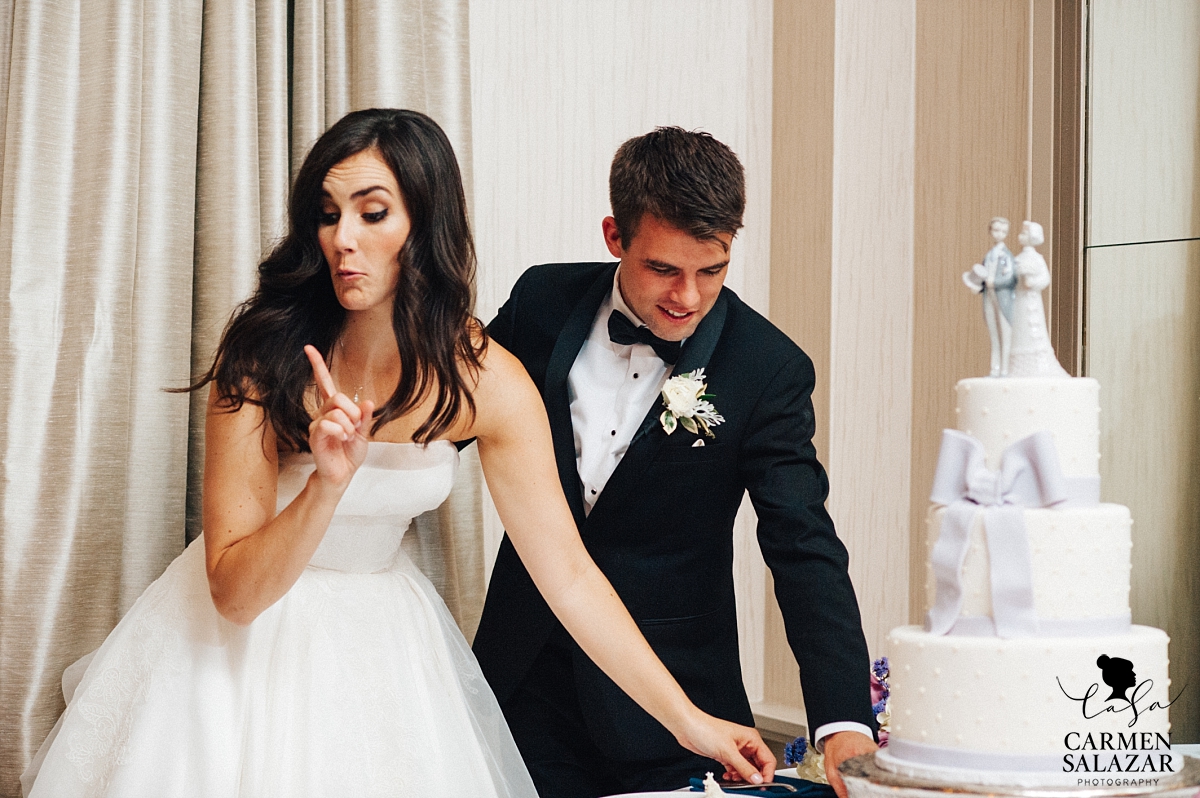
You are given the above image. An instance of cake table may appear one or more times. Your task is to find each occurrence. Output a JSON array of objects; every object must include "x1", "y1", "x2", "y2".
[{"x1": 841, "y1": 754, "x2": 1200, "y2": 798}]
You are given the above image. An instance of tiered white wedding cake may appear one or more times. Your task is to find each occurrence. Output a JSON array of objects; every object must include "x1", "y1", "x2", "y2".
[{"x1": 876, "y1": 221, "x2": 1178, "y2": 788}]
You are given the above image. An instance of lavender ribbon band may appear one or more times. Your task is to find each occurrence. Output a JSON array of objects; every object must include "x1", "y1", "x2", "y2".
[
  {"x1": 883, "y1": 739, "x2": 1067, "y2": 773},
  {"x1": 926, "y1": 430, "x2": 1101, "y2": 639},
  {"x1": 926, "y1": 612, "x2": 1132, "y2": 637}
]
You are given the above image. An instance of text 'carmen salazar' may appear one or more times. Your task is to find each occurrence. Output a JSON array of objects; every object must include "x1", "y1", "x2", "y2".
[{"x1": 1062, "y1": 732, "x2": 1174, "y2": 775}]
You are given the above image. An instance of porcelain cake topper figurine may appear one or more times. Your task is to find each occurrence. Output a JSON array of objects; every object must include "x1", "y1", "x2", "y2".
[
  {"x1": 1009, "y1": 220, "x2": 1069, "y2": 377},
  {"x1": 963, "y1": 217, "x2": 1017, "y2": 376}
]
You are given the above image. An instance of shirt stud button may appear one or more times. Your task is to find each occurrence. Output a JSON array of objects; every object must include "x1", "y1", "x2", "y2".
[
  {"x1": 611, "y1": 430, "x2": 616, "y2": 436},
  {"x1": 633, "y1": 373, "x2": 639, "y2": 379},
  {"x1": 590, "y1": 489, "x2": 597, "y2": 495}
]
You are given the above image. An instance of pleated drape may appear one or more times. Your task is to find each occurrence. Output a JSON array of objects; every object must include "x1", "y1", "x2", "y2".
[
  {"x1": 290, "y1": 0, "x2": 472, "y2": 191},
  {"x1": 0, "y1": 2, "x2": 478, "y2": 794},
  {"x1": 0, "y1": 1, "x2": 202, "y2": 792},
  {"x1": 187, "y1": 0, "x2": 296, "y2": 539}
]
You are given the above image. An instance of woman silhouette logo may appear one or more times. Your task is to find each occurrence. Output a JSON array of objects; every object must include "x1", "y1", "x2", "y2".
[{"x1": 1097, "y1": 655, "x2": 1137, "y2": 702}]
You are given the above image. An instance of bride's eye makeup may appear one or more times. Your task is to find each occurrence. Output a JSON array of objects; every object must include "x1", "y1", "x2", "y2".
[
  {"x1": 319, "y1": 210, "x2": 339, "y2": 226},
  {"x1": 363, "y1": 208, "x2": 388, "y2": 223}
]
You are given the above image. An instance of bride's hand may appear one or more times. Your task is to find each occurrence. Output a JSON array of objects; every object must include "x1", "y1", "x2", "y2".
[
  {"x1": 304, "y1": 345, "x2": 375, "y2": 489},
  {"x1": 674, "y1": 709, "x2": 776, "y2": 785}
]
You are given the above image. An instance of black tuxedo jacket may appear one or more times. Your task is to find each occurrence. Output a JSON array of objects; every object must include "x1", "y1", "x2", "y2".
[{"x1": 473, "y1": 262, "x2": 875, "y2": 762}]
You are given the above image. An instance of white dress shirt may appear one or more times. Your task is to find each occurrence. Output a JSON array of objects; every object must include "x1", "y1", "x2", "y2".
[
  {"x1": 566, "y1": 268, "x2": 875, "y2": 749},
  {"x1": 568, "y1": 268, "x2": 671, "y2": 515}
]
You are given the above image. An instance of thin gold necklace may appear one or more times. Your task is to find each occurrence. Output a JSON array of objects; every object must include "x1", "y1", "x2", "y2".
[{"x1": 337, "y1": 339, "x2": 366, "y2": 404}]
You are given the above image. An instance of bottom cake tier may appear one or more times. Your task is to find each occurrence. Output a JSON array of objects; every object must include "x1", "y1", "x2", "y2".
[{"x1": 879, "y1": 625, "x2": 1180, "y2": 787}]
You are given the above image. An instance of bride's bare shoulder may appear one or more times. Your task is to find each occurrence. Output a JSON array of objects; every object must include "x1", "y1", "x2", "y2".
[
  {"x1": 456, "y1": 331, "x2": 543, "y2": 440},
  {"x1": 472, "y1": 336, "x2": 536, "y2": 401}
]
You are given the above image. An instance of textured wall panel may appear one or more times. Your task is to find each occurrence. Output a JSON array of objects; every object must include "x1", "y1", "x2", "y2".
[
  {"x1": 1088, "y1": 0, "x2": 1200, "y2": 246},
  {"x1": 766, "y1": 0, "x2": 915, "y2": 723},
  {"x1": 1087, "y1": 240, "x2": 1200, "y2": 742},
  {"x1": 765, "y1": 0, "x2": 835, "y2": 719},
  {"x1": 1086, "y1": 0, "x2": 1200, "y2": 743},
  {"x1": 911, "y1": 0, "x2": 1036, "y2": 618},
  {"x1": 826, "y1": 0, "x2": 915, "y2": 658},
  {"x1": 470, "y1": 0, "x2": 772, "y2": 323}
]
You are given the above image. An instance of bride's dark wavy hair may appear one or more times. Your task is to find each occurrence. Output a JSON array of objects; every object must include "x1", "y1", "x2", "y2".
[{"x1": 189, "y1": 108, "x2": 486, "y2": 450}]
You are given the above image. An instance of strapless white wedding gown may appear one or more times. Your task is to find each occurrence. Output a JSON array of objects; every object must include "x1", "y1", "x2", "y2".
[{"x1": 22, "y1": 441, "x2": 536, "y2": 798}]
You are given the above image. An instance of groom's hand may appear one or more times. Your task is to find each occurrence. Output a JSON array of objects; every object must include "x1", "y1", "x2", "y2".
[{"x1": 822, "y1": 730, "x2": 877, "y2": 798}]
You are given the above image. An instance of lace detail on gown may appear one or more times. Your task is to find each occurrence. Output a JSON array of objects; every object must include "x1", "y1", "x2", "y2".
[
  {"x1": 23, "y1": 441, "x2": 537, "y2": 798},
  {"x1": 62, "y1": 563, "x2": 199, "y2": 792}
]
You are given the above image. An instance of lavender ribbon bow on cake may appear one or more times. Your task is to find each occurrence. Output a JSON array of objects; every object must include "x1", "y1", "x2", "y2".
[{"x1": 926, "y1": 429, "x2": 1097, "y2": 639}]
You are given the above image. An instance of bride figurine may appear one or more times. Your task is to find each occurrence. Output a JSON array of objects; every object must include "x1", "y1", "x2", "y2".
[{"x1": 1008, "y1": 220, "x2": 1069, "y2": 377}]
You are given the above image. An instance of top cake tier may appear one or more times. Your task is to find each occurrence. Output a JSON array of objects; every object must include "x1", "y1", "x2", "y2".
[{"x1": 955, "y1": 377, "x2": 1100, "y2": 477}]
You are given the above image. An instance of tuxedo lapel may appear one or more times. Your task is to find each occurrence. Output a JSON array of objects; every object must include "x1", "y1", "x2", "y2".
[
  {"x1": 631, "y1": 288, "x2": 730, "y2": 447},
  {"x1": 544, "y1": 264, "x2": 618, "y2": 528},
  {"x1": 671, "y1": 289, "x2": 730, "y2": 377},
  {"x1": 586, "y1": 290, "x2": 731, "y2": 529}
]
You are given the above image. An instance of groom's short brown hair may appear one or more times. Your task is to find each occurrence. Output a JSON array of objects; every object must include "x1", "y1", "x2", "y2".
[{"x1": 609, "y1": 127, "x2": 745, "y2": 247}]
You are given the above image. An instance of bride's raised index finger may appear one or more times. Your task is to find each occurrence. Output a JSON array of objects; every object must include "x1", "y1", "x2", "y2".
[{"x1": 304, "y1": 345, "x2": 337, "y2": 400}]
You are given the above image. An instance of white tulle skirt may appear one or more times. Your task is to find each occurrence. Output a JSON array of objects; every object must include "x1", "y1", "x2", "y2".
[{"x1": 22, "y1": 538, "x2": 536, "y2": 798}]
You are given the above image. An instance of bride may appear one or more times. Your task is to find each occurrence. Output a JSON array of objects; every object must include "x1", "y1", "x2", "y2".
[{"x1": 22, "y1": 109, "x2": 774, "y2": 797}]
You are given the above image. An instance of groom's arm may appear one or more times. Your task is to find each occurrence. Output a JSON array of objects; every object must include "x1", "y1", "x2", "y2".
[
  {"x1": 739, "y1": 351, "x2": 876, "y2": 739},
  {"x1": 486, "y1": 271, "x2": 527, "y2": 352},
  {"x1": 455, "y1": 273, "x2": 527, "y2": 453}
]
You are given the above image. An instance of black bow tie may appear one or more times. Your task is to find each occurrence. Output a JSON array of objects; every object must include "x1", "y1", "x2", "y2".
[{"x1": 607, "y1": 310, "x2": 681, "y2": 364}]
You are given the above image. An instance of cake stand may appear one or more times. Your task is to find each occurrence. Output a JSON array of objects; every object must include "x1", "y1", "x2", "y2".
[{"x1": 841, "y1": 754, "x2": 1200, "y2": 798}]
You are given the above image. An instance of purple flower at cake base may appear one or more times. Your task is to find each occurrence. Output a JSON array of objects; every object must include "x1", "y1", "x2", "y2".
[
  {"x1": 870, "y1": 678, "x2": 885, "y2": 707},
  {"x1": 783, "y1": 736, "x2": 829, "y2": 784},
  {"x1": 787, "y1": 657, "x2": 892, "y2": 770},
  {"x1": 870, "y1": 656, "x2": 891, "y2": 747},
  {"x1": 784, "y1": 736, "x2": 807, "y2": 767}
]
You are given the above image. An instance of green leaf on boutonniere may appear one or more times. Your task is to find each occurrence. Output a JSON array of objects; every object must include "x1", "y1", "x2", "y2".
[{"x1": 659, "y1": 368, "x2": 725, "y2": 439}]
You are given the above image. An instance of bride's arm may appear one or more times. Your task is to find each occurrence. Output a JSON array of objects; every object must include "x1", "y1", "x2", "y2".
[
  {"x1": 469, "y1": 343, "x2": 775, "y2": 784},
  {"x1": 202, "y1": 347, "x2": 374, "y2": 626}
]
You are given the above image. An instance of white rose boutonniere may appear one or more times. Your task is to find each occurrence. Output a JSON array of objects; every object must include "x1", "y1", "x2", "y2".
[{"x1": 659, "y1": 368, "x2": 724, "y2": 438}]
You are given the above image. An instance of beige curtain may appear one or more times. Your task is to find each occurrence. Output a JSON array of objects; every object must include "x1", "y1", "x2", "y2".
[
  {"x1": 0, "y1": 1, "x2": 478, "y2": 794},
  {"x1": 0, "y1": 1, "x2": 202, "y2": 792}
]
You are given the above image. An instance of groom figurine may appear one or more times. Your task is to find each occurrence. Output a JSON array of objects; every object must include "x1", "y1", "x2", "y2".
[{"x1": 474, "y1": 128, "x2": 877, "y2": 798}]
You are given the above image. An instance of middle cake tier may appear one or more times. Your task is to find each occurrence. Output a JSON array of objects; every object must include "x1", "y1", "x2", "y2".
[{"x1": 925, "y1": 503, "x2": 1132, "y2": 629}]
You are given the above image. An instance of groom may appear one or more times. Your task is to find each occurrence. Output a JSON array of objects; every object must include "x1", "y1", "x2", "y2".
[{"x1": 473, "y1": 128, "x2": 877, "y2": 798}]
